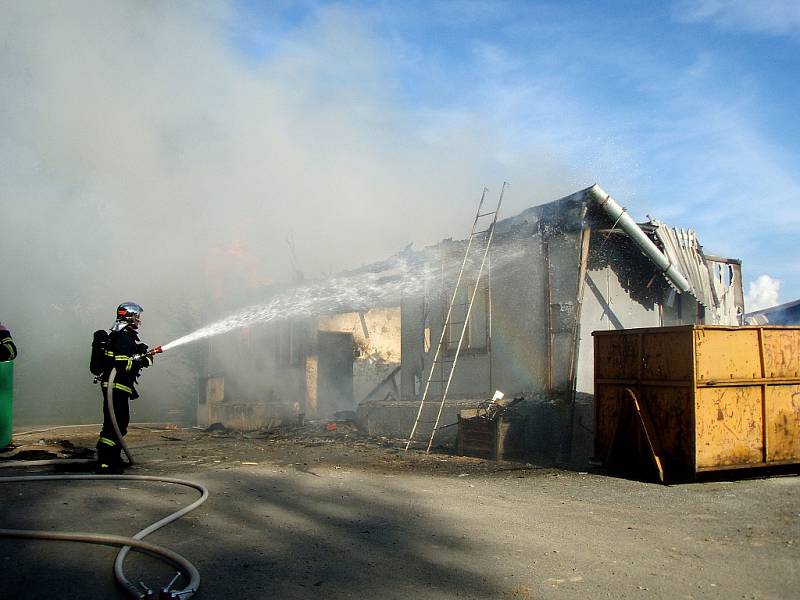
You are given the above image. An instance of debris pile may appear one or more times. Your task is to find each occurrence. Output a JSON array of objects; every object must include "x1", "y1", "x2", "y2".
[
  {"x1": 205, "y1": 416, "x2": 370, "y2": 444},
  {"x1": 0, "y1": 439, "x2": 94, "y2": 464},
  {"x1": 475, "y1": 392, "x2": 524, "y2": 421}
]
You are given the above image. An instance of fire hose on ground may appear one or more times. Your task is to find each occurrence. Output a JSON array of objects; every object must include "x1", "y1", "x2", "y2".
[
  {"x1": 0, "y1": 474, "x2": 207, "y2": 599},
  {"x1": 107, "y1": 365, "x2": 135, "y2": 466},
  {"x1": 114, "y1": 345, "x2": 162, "y2": 466},
  {"x1": 0, "y1": 358, "x2": 208, "y2": 599}
]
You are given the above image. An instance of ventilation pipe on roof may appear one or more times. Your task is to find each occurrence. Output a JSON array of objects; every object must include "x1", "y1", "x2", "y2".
[{"x1": 588, "y1": 184, "x2": 691, "y2": 294}]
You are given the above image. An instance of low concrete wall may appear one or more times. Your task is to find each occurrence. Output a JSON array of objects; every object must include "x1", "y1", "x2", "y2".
[
  {"x1": 207, "y1": 400, "x2": 295, "y2": 431},
  {"x1": 357, "y1": 399, "x2": 481, "y2": 448},
  {"x1": 359, "y1": 393, "x2": 596, "y2": 468}
]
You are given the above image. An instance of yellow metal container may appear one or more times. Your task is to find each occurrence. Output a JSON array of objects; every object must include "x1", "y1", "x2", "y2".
[{"x1": 593, "y1": 326, "x2": 800, "y2": 480}]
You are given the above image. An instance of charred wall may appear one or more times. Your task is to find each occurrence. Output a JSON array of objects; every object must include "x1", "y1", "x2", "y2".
[
  {"x1": 200, "y1": 308, "x2": 402, "y2": 427},
  {"x1": 390, "y1": 188, "x2": 713, "y2": 466},
  {"x1": 200, "y1": 318, "x2": 312, "y2": 429}
]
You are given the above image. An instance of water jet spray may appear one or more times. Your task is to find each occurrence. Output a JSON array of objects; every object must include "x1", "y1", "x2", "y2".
[{"x1": 150, "y1": 244, "x2": 528, "y2": 355}]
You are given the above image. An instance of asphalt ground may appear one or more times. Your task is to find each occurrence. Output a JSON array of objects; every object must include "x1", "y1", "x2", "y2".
[{"x1": 1, "y1": 427, "x2": 798, "y2": 599}]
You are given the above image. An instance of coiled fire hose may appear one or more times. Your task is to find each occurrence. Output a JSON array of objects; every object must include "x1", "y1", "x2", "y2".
[
  {"x1": 0, "y1": 474, "x2": 208, "y2": 598},
  {"x1": 0, "y1": 364, "x2": 208, "y2": 599}
]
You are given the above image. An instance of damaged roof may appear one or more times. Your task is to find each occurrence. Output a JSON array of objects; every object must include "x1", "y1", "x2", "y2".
[
  {"x1": 746, "y1": 298, "x2": 800, "y2": 325},
  {"x1": 573, "y1": 185, "x2": 741, "y2": 314},
  {"x1": 338, "y1": 184, "x2": 742, "y2": 318},
  {"x1": 648, "y1": 222, "x2": 736, "y2": 309}
]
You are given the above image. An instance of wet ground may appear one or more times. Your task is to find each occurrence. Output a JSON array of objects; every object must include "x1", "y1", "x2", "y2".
[{"x1": 1, "y1": 424, "x2": 799, "y2": 599}]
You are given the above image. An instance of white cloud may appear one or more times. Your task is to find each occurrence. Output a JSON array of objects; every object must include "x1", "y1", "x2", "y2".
[
  {"x1": 745, "y1": 275, "x2": 782, "y2": 312},
  {"x1": 472, "y1": 41, "x2": 522, "y2": 74},
  {"x1": 674, "y1": 0, "x2": 800, "y2": 36}
]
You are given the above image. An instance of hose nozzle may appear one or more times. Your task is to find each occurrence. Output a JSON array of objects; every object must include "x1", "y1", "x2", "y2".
[{"x1": 132, "y1": 346, "x2": 164, "y2": 362}]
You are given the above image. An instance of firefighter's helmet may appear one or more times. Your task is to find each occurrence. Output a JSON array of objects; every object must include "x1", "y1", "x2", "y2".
[{"x1": 116, "y1": 302, "x2": 143, "y2": 328}]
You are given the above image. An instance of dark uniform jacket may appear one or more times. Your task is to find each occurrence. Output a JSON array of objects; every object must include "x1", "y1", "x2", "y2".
[
  {"x1": 101, "y1": 325, "x2": 152, "y2": 399},
  {"x1": 0, "y1": 329, "x2": 16, "y2": 362}
]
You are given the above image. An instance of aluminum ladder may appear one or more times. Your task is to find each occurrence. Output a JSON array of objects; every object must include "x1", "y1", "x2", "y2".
[{"x1": 405, "y1": 183, "x2": 506, "y2": 453}]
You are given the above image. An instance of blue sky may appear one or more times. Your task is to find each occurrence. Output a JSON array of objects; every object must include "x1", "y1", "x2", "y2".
[{"x1": 227, "y1": 0, "x2": 800, "y2": 306}]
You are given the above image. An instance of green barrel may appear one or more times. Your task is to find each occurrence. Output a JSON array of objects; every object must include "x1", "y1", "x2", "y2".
[{"x1": 0, "y1": 361, "x2": 13, "y2": 448}]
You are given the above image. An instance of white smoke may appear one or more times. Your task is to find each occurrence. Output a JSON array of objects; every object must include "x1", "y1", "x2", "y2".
[
  {"x1": 0, "y1": 2, "x2": 570, "y2": 425},
  {"x1": 745, "y1": 274, "x2": 781, "y2": 312}
]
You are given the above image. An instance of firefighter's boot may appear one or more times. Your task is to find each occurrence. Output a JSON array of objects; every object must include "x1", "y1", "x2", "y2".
[{"x1": 96, "y1": 436, "x2": 124, "y2": 474}]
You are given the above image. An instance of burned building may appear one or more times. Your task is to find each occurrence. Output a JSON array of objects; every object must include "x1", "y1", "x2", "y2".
[
  {"x1": 198, "y1": 184, "x2": 744, "y2": 467},
  {"x1": 362, "y1": 184, "x2": 744, "y2": 465},
  {"x1": 198, "y1": 307, "x2": 401, "y2": 429}
]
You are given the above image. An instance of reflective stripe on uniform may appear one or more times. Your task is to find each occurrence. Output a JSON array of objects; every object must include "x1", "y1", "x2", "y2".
[
  {"x1": 100, "y1": 382, "x2": 134, "y2": 394},
  {"x1": 114, "y1": 354, "x2": 133, "y2": 372},
  {"x1": 2, "y1": 341, "x2": 15, "y2": 360},
  {"x1": 99, "y1": 436, "x2": 117, "y2": 447}
]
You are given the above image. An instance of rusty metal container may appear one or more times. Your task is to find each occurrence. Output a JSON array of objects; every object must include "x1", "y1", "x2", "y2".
[
  {"x1": 593, "y1": 325, "x2": 800, "y2": 480},
  {"x1": 457, "y1": 409, "x2": 526, "y2": 461}
]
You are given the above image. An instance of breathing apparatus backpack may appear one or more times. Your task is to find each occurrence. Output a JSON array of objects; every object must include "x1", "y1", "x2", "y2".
[{"x1": 90, "y1": 329, "x2": 109, "y2": 376}]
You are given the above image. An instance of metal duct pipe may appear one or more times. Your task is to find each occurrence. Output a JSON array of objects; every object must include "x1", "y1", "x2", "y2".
[{"x1": 588, "y1": 184, "x2": 691, "y2": 294}]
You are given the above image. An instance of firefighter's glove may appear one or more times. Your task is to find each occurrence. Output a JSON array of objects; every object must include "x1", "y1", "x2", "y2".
[{"x1": 137, "y1": 354, "x2": 154, "y2": 369}]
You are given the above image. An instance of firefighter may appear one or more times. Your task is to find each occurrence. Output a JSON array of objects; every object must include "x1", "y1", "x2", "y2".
[
  {"x1": 0, "y1": 322, "x2": 16, "y2": 362},
  {"x1": 95, "y1": 302, "x2": 154, "y2": 474}
]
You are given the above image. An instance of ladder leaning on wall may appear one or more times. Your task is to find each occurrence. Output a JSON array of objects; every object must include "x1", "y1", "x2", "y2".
[{"x1": 405, "y1": 183, "x2": 506, "y2": 453}]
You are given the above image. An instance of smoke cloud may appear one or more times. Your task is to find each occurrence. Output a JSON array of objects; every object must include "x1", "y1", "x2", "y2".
[
  {"x1": 0, "y1": 2, "x2": 574, "y2": 425},
  {"x1": 745, "y1": 274, "x2": 782, "y2": 312}
]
